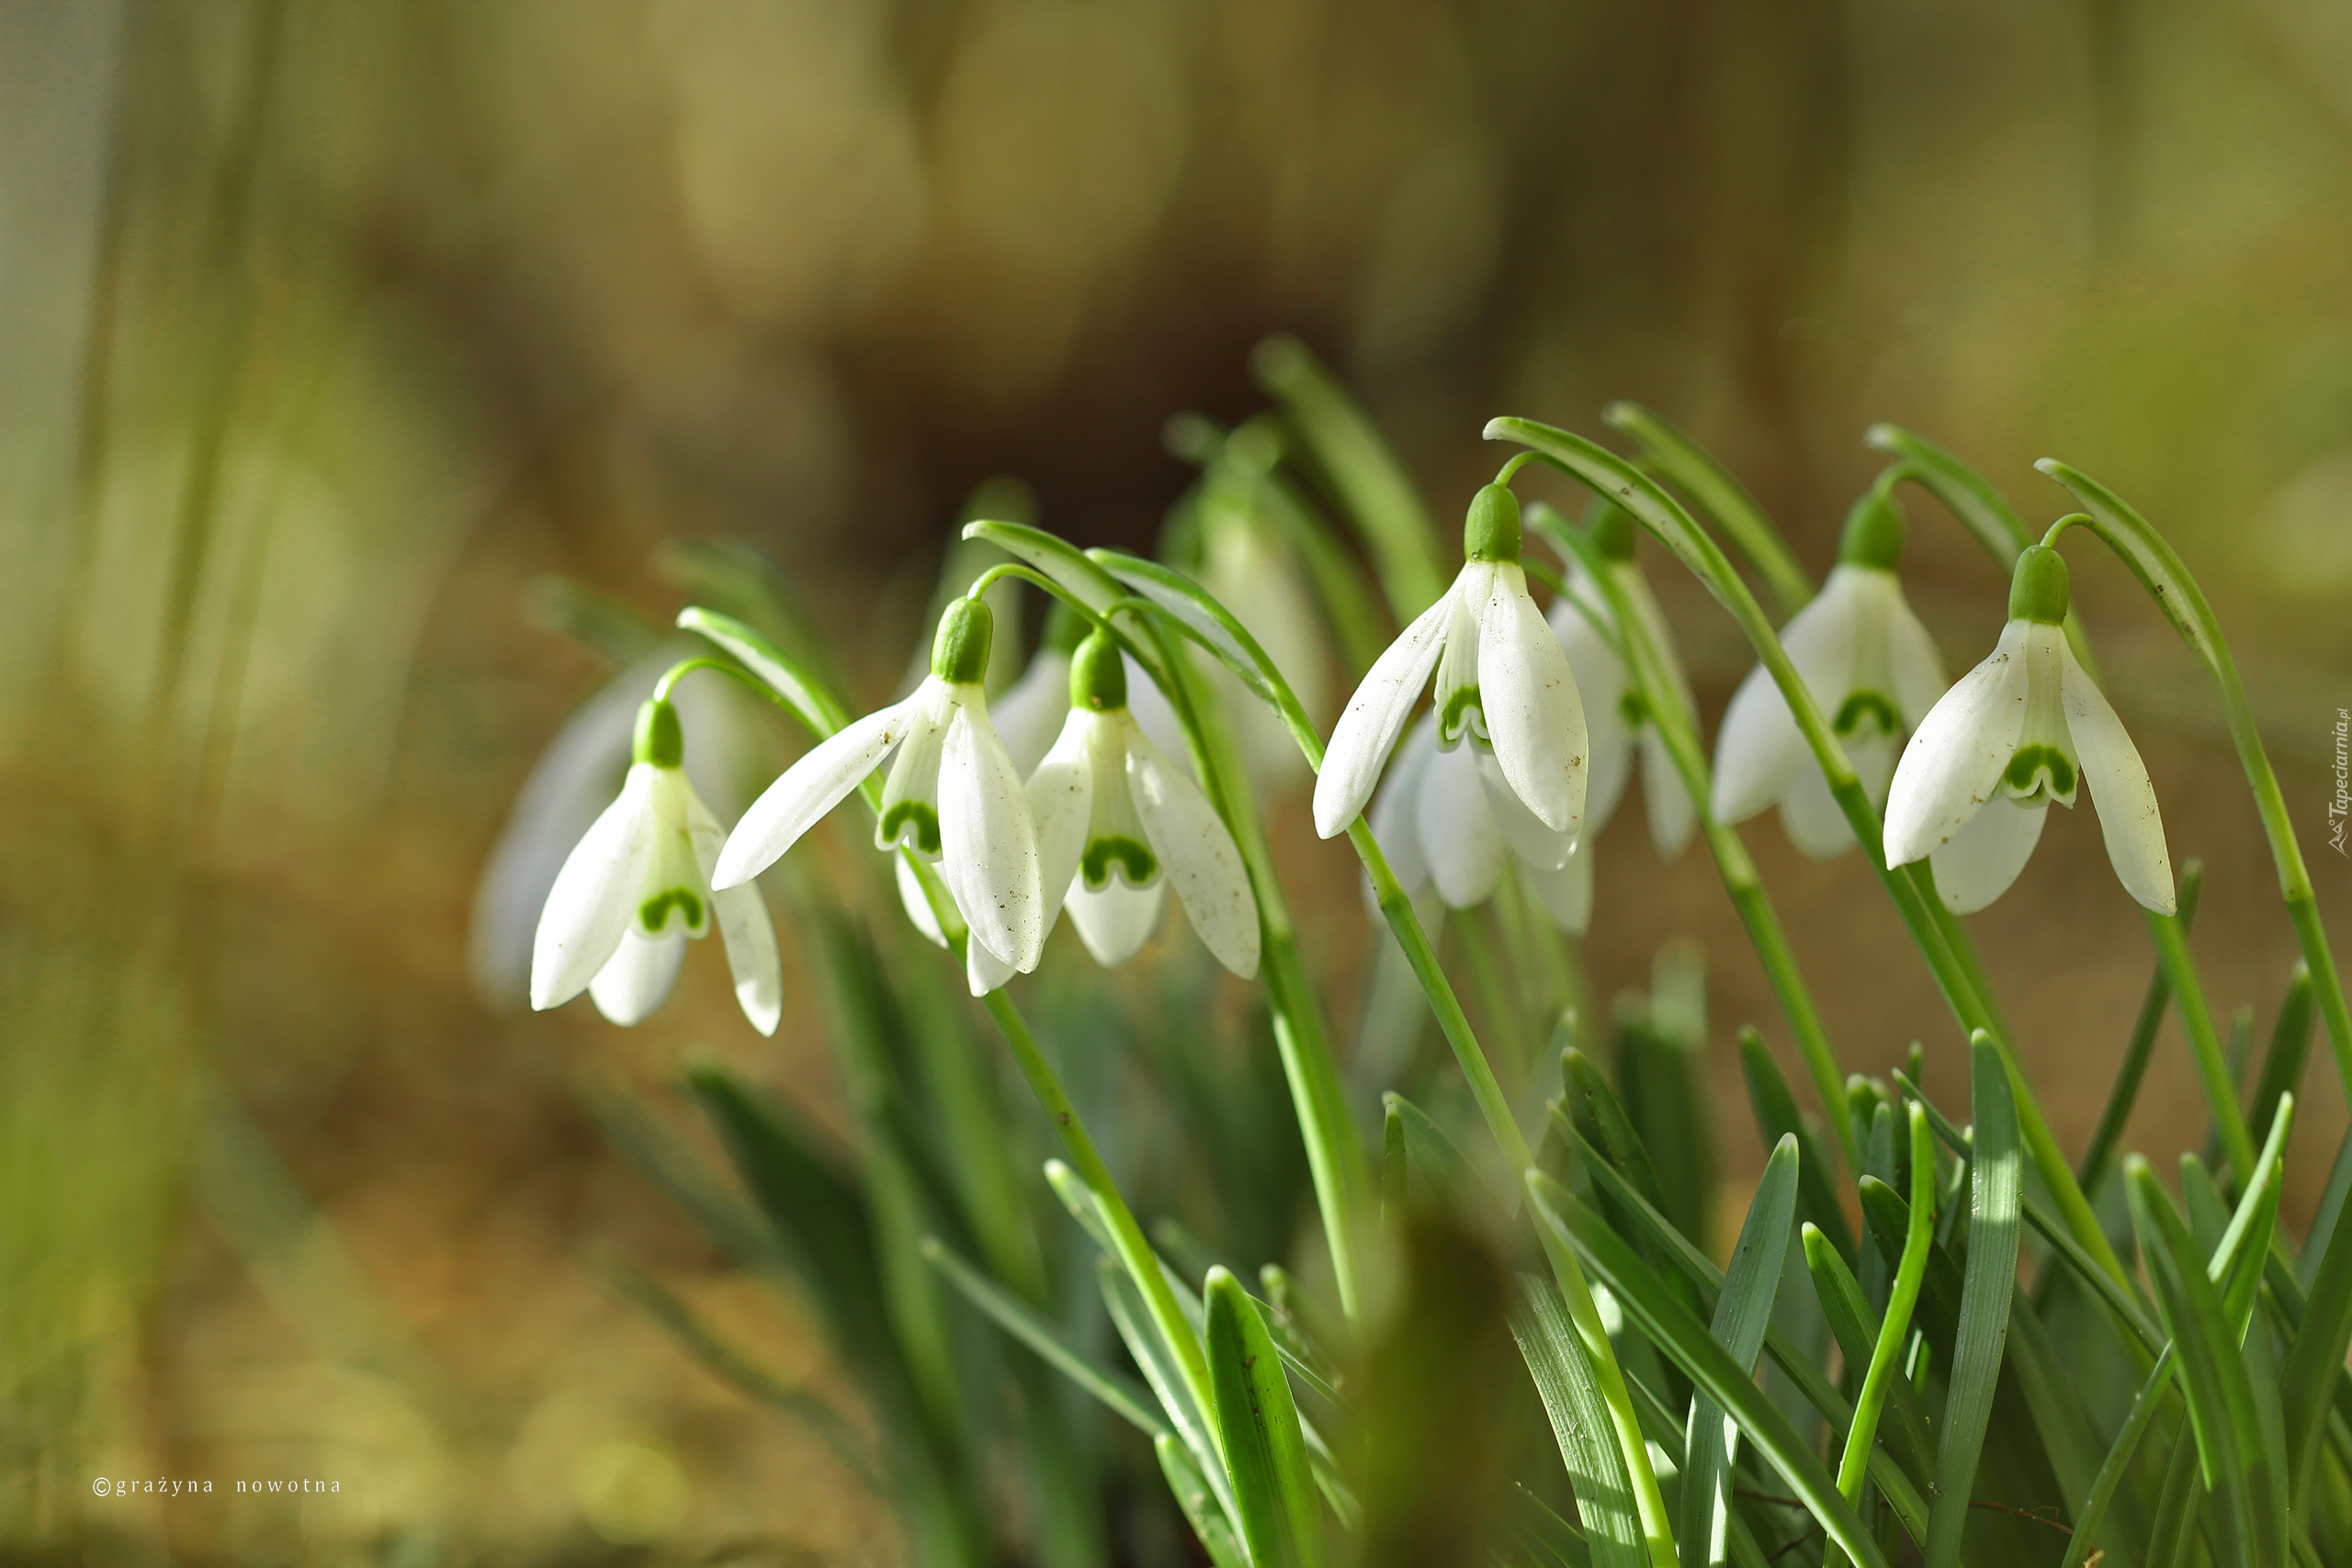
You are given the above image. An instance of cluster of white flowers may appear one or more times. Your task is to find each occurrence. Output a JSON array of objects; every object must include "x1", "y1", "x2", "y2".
[
  {"x1": 526, "y1": 595, "x2": 1261, "y2": 1028},
  {"x1": 520, "y1": 474, "x2": 2174, "y2": 1034},
  {"x1": 1320, "y1": 479, "x2": 2173, "y2": 936}
]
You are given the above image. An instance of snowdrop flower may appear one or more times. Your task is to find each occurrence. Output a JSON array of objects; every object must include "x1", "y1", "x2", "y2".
[
  {"x1": 991, "y1": 630, "x2": 1260, "y2": 986},
  {"x1": 715, "y1": 596, "x2": 1047, "y2": 991},
  {"x1": 1314, "y1": 483, "x2": 1587, "y2": 845},
  {"x1": 1195, "y1": 490, "x2": 1328, "y2": 789},
  {"x1": 1367, "y1": 711, "x2": 1590, "y2": 933},
  {"x1": 1546, "y1": 503, "x2": 1696, "y2": 859},
  {"x1": 1713, "y1": 492, "x2": 1947, "y2": 857},
  {"x1": 1884, "y1": 546, "x2": 2173, "y2": 915},
  {"x1": 529, "y1": 696, "x2": 783, "y2": 1033}
]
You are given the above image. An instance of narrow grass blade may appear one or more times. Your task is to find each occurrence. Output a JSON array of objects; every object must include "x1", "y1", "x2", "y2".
[
  {"x1": 2286, "y1": 1116, "x2": 2352, "y2": 1523},
  {"x1": 1831, "y1": 1108, "x2": 1937, "y2": 1568},
  {"x1": 1157, "y1": 1433, "x2": 1249, "y2": 1568},
  {"x1": 1740, "y1": 1028, "x2": 1856, "y2": 1265},
  {"x1": 1555, "y1": 1114, "x2": 1932, "y2": 1540},
  {"x1": 1385, "y1": 1089, "x2": 1488, "y2": 1205},
  {"x1": 2130, "y1": 1158, "x2": 2290, "y2": 1567},
  {"x1": 1527, "y1": 1173, "x2": 1890, "y2": 1568},
  {"x1": 1099, "y1": 1258, "x2": 1230, "y2": 1521},
  {"x1": 1250, "y1": 334, "x2": 1447, "y2": 617},
  {"x1": 1801, "y1": 1225, "x2": 1935, "y2": 1495},
  {"x1": 1680, "y1": 1134, "x2": 1797, "y2": 1567},
  {"x1": 1206, "y1": 1266, "x2": 1327, "y2": 1568},
  {"x1": 1511, "y1": 1274, "x2": 1652, "y2": 1568},
  {"x1": 1510, "y1": 1480, "x2": 1598, "y2": 1568},
  {"x1": 1602, "y1": 401, "x2": 1812, "y2": 615},
  {"x1": 2249, "y1": 960, "x2": 2316, "y2": 1146},
  {"x1": 919, "y1": 1236, "x2": 1161, "y2": 1434},
  {"x1": 1925, "y1": 1036, "x2": 2024, "y2": 1568},
  {"x1": 675, "y1": 605, "x2": 851, "y2": 737}
]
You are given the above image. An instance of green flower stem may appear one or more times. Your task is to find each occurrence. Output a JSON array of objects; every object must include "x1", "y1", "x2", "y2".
[
  {"x1": 1487, "y1": 417, "x2": 2129, "y2": 1288},
  {"x1": 1133, "y1": 618, "x2": 1370, "y2": 1320},
  {"x1": 2144, "y1": 907, "x2": 2260, "y2": 1181},
  {"x1": 1602, "y1": 400, "x2": 1815, "y2": 618},
  {"x1": 2036, "y1": 475, "x2": 2352, "y2": 1109},
  {"x1": 1826, "y1": 1104, "x2": 1935, "y2": 1568},
  {"x1": 1537, "y1": 513, "x2": 1858, "y2": 1175}
]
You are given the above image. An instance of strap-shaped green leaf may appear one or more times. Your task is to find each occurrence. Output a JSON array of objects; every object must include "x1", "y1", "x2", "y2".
[
  {"x1": 1862, "y1": 423, "x2": 2031, "y2": 562},
  {"x1": 2130, "y1": 1160, "x2": 2290, "y2": 1568},
  {"x1": 675, "y1": 604, "x2": 850, "y2": 737},
  {"x1": 1158, "y1": 1433, "x2": 1250, "y2": 1568},
  {"x1": 1553, "y1": 1114, "x2": 1931, "y2": 1540},
  {"x1": 1526, "y1": 1171, "x2": 1890, "y2": 1568},
  {"x1": 1250, "y1": 334, "x2": 1447, "y2": 619},
  {"x1": 1098, "y1": 1258, "x2": 1229, "y2": 1522},
  {"x1": 1738, "y1": 1028, "x2": 1855, "y2": 1264},
  {"x1": 1510, "y1": 1273, "x2": 1651, "y2": 1568},
  {"x1": 2248, "y1": 960, "x2": 2316, "y2": 1148},
  {"x1": 1679, "y1": 1135, "x2": 1797, "y2": 1567},
  {"x1": 1602, "y1": 401, "x2": 1812, "y2": 616},
  {"x1": 1205, "y1": 1266, "x2": 1326, "y2": 1568},
  {"x1": 959, "y1": 517, "x2": 1125, "y2": 613},
  {"x1": 1801, "y1": 1225, "x2": 1935, "y2": 1497},
  {"x1": 2285, "y1": 1113, "x2": 2352, "y2": 1524},
  {"x1": 919, "y1": 1236, "x2": 1162, "y2": 1434},
  {"x1": 1509, "y1": 1480, "x2": 1598, "y2": 1568},
  {"x1": 1925, "y1": 1036, "x2": 2024, "y2": 1568},
  {"x1": 1385, "y1": 1089, "x2": 1488, "y2": 1206}
]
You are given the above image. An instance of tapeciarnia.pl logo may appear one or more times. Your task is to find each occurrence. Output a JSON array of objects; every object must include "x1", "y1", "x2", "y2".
[{"x1": 2332, "y1": 707, "x2": 2349, "y2": 856}]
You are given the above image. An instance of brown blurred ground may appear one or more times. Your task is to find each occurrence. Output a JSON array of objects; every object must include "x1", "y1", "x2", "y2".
[{"x1": 6, "y1": 0, "x2": 2352, "y2": 1562}]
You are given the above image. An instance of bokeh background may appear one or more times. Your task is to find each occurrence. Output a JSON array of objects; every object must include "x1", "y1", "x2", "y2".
[{"x1": 6, "y1": 0, "x2": 2352, "y2": 1562}]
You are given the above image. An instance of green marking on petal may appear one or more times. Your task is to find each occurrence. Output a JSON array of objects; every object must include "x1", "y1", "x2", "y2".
[
  {"x1": 639, "y1": 887, "x2": 706, "y2": 933},
  {"x1": 878, "y1": 799, "x2": 943, "y2": 856},
  {"x1": 1080, "y1": 835, "x2": 1157, "y2": 890},
  {"x1": 1439, "y1": 683, "x2": 1486, "y2": 745},
  {"x1": 2002, "y1": 743, "x2": 2077, "y2": 804},
  {"x1": 1833, "y1": 690, "x2": 1902, "y2": 739}
]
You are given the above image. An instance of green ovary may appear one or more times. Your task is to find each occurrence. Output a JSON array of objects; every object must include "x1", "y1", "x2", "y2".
[
  {"x1": 1834, "y1": 690, "x2": 1902, "y2": 739},
  {"x1": 1081, "y1": 836, "x2": 1157, "y2": 891},
  {"x1": 878, "y1": 799, "x2": 943, "y2": 856},
  {"x1": 639, "y1": 887, "x2": 706, "y2": 934},
  {"x1": 2002, "y1": 743, "x2": 2077, "y2": 805},
  {"x1": 1617, "y1": 690, "x2": 1647, "y2": 728}
]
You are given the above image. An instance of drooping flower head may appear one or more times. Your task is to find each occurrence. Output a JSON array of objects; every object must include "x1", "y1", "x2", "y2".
[
  {"x1": 1010, "y1": 630, "x2": 1260, "y2": 983},
  {"x1": 714, "y1": 595, "x2": 1046, "y2": 987},
  {"x1": 1713, "y1": 491, "x2": 1948, "y2": 857},
  {"x1": 1546, "y1": 502, "x2": 1696, "y2": 861},
  {"x1": 529, "y1": 695, "x2": 783, "y2": 1033},
  {"x1": 1314, "y1": 483, "x2": 1588, "y2": 846},
  {"x1": 1883, "y1": 546, "x2": 2173, "y2": 914}
]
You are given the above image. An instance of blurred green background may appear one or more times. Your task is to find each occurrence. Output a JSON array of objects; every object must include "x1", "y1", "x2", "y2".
[{"x1": 6, "y1": 0, "x2": 2352, "y2": 1562}]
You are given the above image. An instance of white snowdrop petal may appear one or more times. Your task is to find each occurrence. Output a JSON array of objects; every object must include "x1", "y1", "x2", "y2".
[
  {"x1": 1314, "y1": 590, "x2": 1453, "y2": 837},
  {"x1": 1476, "y1": 565, "x2": 1587, "y2": 835},
  {"x1": 587, "y1": 929, "x2": 689, "y2": 1026},
  {"x1": 939, "y1": 703, "x2": 1046, "y2": 971},
  {"x1": 897, "y1": 854, "x2": 949, "y2": 948},
  {"x1": 1024, "y1": 710, "x2": 1097, "y2": 934},
  {"x1": 991, "y1": 652, "x2": 1073, "y2": 778},
  {"x1": 1068, "y1": 878, "x2": 1166, "y2": 967},
  {"x1": 1475, "y1": 751, "x2": 1573, "y2": 872},
  {"x1": 1883, "y1": 621, "x2": 2033, "y2": 868},
  {"x1": 530, "y1": 769, "x2": 658, "y2": 1010},
  {"x1": 1639, "y1": 729, "x2": 1695, "y2": 858},
  {"x1": 715, "y1": 698, "x2": 915, "y2": 889},
  {"x1": 2062, "y1": 646, "x2": 2176, "y2": 915},
  {"x1": 1778, "y1": 762, "x2": 1858, "y2": 859},
  {"x1": 1419, "y1": 743, "x2": 1507, "y2": 908},
  {"x1": 1124, "y1": 654, "x2": 1193, "y2": 777},
  {"x1": 1364, "y1": 715, "x2": 1438, "y2": 917},
  {"x1": 1128, "y1": 733, "x2": 1260, "y2": 977},
  {"x1": 967, "y1": 930, "x2": 1019, "y2": 996},
  {"x1": 1928, "y1": 795, "x2": 2049, "y2": 914},
  {"x1": 1523, "y1": 842, "x2": 1595, "y2": 935},
  {"x1": 712, "y1": 883, "x2": 784, "y2": 1035},
  {"x1": 1710, "y1": 660, "x2": 1805, "y2": 826},
  {"x1": 1883, "y1": 586, "x2": 1949, "y2": 728},
  {"x1": 1550, "y1": 592, "x2": 1634, "y2": 832}
]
